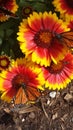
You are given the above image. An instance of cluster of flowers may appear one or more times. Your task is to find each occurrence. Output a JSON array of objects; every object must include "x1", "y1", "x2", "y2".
[{"x1": 0, "y1": 0, "x2": 73, "y2": 104}]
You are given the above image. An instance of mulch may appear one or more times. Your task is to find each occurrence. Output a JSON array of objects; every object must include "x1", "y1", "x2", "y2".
[{"x1": 0, "y1": 81, "x2": 73, "y2": 130}]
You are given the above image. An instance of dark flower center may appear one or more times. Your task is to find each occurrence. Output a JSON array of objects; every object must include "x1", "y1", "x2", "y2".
[
  {"x1": 12, "y1": 74, "x2": 26, "y2": 90},
  {"x1": 34, "y1": 30, "x2": 53, "y2": 48},
  {"x1": 65, "y1": 0, "x2": 73, "y2": 8},
  {"x1": 47, "y1": 61, "x2": 63, "y2": 74}
]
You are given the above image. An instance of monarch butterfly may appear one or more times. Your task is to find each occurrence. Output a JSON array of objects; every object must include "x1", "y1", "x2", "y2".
[
  {"x1": 0, "y1": 6, "x2": 18, "y2": 19},
  {"x1": 54, "y1": 30, "x2": 73, "y2": 48},
  {"x1": 14, "y1": 84, "x2": 41, "y2": 105}
]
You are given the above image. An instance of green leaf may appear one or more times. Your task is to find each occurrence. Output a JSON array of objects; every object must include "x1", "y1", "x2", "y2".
[
  {"x1": 0, "y1": 30, "x2": 4, "y2": 38},
  {"x1": 6, "y1": 29, "x2": 14, "y2": 37},
  {"x1": 0, "y1": 20, "x2": 15, "y2": 30},
  {"x1": 0, "y1": 37, "x2": 2, "y2": 45}
]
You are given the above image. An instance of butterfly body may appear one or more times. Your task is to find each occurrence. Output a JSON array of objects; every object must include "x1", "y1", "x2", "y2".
[{"x1": 54, "y1": 31, "x2": 73, "y2": 48}]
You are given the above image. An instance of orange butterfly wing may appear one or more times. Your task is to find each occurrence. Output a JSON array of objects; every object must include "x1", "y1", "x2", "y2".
[
  {"x1": 15, "y1": 87, "x2": 28, "y2": 104},
  {"x1": 61, "y1": 31, "x2": 73, "y2": 48},
  {"x1": 26, "y1": 86, "x2": 41, "y2": 101},
  {"x1": 14, "y1": 86, "x2": 41, "y2": 105}
]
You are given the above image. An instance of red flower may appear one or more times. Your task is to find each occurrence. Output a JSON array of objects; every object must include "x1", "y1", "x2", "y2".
[
  {"x1": 0, "y1": 58, "x2": 43, "y2": 104},
  {"x1": 40, "y1": 53, "x2": 73, "y2": 90},
  {"x1": 17, "y1": 12, "x2": 69, "y2": 67}
]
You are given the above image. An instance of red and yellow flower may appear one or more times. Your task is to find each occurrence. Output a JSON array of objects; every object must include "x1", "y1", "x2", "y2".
[
  {"x1": 0, "y1": 55, "x2": 11, "y2": 71},
  {"x1": 0, "y1": 0, "x2": 18, "y2": 22},
  {"x1": 17, "y1": 11, "x2": 69, "y2": 67},
  {"x1": 52, "y1": 0, "x2": 73, "y2": 21},
  {"x1": 0, "y1": 58, "x2": 44, "y2": 103},
  {"x1": 39, "y1": 53, "x2": 73, "y2": 90}
]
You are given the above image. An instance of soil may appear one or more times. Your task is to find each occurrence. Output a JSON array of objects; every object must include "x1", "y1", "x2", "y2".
[{"x1": 0, "y1": 81, "x2": 73, "y2": 130}]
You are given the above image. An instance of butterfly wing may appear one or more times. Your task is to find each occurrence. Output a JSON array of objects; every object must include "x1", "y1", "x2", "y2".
[
  {"x1": 55, "y1": 31, "x2": 73, "y2": 48},
  {"x1": 14, "y1": 86, "x2": 41, "y2": 105},
  {"x1": 14, "y1": 87, "x2": 28, "y2": 104},
  {"x1": 25, "y1": 86, "x2": 41, "y2": 101},
  {"x1": 60, "y1": 31, "x2": 73, "y2": 48}
]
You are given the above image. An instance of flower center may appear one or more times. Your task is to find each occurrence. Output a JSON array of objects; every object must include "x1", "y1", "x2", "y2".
[
  {"x1": 34, "y1": 30, "x2": 52, "y2": 48},
  {"x1": 0, "y1": 55, "x2": 10, "y2": 70},
  {"x1": 48, "y1": 61, "x2": 63, "y2": 74},
  {"x1": 1, "y1": 60, "x2": 7, "y2": 66},
  {"x1": 24, "y1": 8, "x2": 31, "y2": 14},
  {"x1": 12, "y1": 74, "x2": 26, "y2": 90},
  {"x1": 66, "y1": 0, "x2": 73, "y2": 8},
  {"x1": 22, "y1": 7, "x2": 32, "y2": 17}
]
